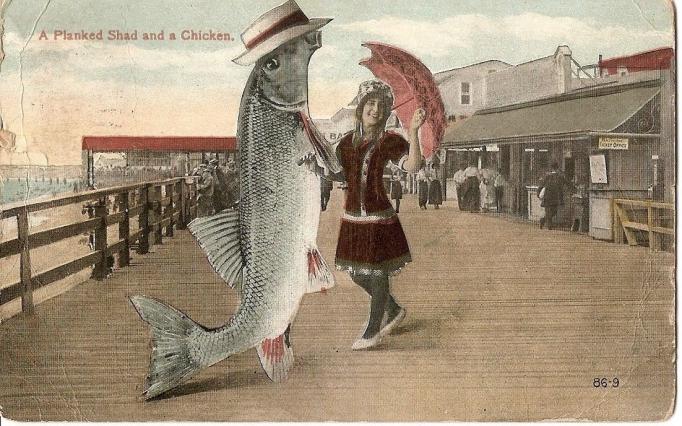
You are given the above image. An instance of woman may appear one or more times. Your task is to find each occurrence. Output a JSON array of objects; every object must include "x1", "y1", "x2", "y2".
[
  {"x1": 428, "y1": 166, "x2": 443, "y2": 209},
  {"x1": 460, "y1": 158, "x2": 481, "y2": 212},
  {"x1": 390, "y1": 168, "x2": 404, "y2": 213},
  {"x1": 334, "y1": 80, "x2": 425, "y2": 350},
  {"x1": 417, "y1": 168, "x2": 429, "y2": 210}
]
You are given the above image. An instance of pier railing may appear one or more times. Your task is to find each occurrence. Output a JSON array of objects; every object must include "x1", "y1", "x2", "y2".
[
  {"x1": 612, "y1": 198, "x2": 674, "y2": 252},
  {"x1": 0, "y1": 177, "x2": 198, "y2": 314}
]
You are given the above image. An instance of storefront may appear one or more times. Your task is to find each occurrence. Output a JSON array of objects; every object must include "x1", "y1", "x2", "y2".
[{"x1": 441, "y1": 79, "x2": 666, "y2": 239}]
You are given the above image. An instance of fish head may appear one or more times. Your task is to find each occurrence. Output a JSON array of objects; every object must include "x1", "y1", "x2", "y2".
[{"x1": 257, "y1": 31, "x2": 322, "y2": 108}]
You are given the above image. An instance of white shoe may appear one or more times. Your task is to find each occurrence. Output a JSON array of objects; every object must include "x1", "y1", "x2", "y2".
[
  {"x1": 380, "y1": 308, "x2": 406, "y2": 337},
  {"x1": 352, "y1": 334, "x2": 381, "y2": 350}
]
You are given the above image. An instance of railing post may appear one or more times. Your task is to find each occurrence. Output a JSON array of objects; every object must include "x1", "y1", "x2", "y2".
[
  {"x1": 137, "y1": 184, "x2": 150, "y2": 254},
  {"x1": 92, "y1": 198, "x2": 109, "y2": 280},
  {"x1": 153, "y1": 185, "x2": 163, "y2": 245},
  {"x1": 176, "y1": 179, "x2": 187, "y2": 230},
  {"x1": 165, "y1": 183, "x2": 175, "y2": 237},
  {"x1": 648, "y1": 204, "x2": 661, "y2": 252},
  {"x1": 612, "y1": 199, "x2": 623, "y2": 244},
  {"x1": 118, "y1": 191, "x2": 130, "y2": 267},
  {"x1": 17, "y1": 208, "x2": 34, "y2": 314}
]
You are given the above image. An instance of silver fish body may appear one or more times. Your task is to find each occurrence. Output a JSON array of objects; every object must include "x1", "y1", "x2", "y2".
[{"x1": 130, "y1": 32, "x2": 339, "y2": 399}]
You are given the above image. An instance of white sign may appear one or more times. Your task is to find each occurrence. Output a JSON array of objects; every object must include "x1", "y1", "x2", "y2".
[
  {"x1": 598, "y1": 137, "x2": 629, "y2": 150},
  {"x1": 589, "y1": 154, "x2": 608, "y2": 184}
]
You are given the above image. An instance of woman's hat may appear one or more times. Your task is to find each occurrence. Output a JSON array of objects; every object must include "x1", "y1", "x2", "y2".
[
  {"x1": 233, "y1": 0, "x2": 332, "y2": 66},
  {"x1": 356, "y1": 80, "x2": 395, "y2": 109}
]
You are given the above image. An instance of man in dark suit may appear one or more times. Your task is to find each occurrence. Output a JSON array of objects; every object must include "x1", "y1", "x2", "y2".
[{"x1": 538, "y1": 162, "x2": 572, "y2": 230}]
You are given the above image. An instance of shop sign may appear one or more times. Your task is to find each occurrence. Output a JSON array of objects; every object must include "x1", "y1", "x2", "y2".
[{"x1": 598, "y1": 137, "x2": 628, "y2": 150}]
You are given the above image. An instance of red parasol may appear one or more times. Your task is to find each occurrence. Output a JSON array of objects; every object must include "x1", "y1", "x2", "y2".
[{"x1": 360, "y1": 42, "x2": 446, "y2": 159}]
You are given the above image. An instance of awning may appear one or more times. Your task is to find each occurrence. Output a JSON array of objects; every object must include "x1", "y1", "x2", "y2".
[
  {"x1": 442, "y1": 82, "x2": 660, "y2": 147},
  {"x1": 82, "y1": 136, "x2": 237, "y2": 152}
]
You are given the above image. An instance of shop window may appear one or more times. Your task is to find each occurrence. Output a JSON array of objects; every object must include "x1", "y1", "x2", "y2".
[{"x1": 461, "y1": 82, "x2": 471, "y2": 105}]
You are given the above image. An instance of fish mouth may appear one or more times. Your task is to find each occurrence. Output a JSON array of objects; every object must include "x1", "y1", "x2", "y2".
[{"x1": 262, "y1": 96, "x2": 307, "y2": 111}]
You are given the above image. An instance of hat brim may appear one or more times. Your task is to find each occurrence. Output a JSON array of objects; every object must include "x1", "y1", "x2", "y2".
[{"x1": 233, "y1": 17, "x2": 332, "y2": 66}]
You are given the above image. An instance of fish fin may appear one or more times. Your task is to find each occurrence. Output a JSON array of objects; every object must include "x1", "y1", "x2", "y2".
[
  {"x1": 307, "y1": 247, "x2": 335, "y2": 293},
  {"x1": 129, "y1": 295, "x2": 205, "y2": 400},
  {"x1": 256, "y1": 326, "x2": 294, "y2": 383},
  {"x1": 188, "y1": 209, "x2": 244, "y2": 288}
]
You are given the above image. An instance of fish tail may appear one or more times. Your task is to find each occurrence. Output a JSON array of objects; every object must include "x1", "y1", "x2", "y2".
[{"x1": 130, "y1": 295, "x2": 206, "y2": 400}]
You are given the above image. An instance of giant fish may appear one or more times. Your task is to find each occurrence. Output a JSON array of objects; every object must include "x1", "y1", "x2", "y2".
[{"x1": 130, "y1": 28, "x2": 340, "y2": 399}]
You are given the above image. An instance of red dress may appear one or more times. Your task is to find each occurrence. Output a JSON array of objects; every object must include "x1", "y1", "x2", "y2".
[{"x1": 335, "y1": 131, "x2": 412, "y2": 275}]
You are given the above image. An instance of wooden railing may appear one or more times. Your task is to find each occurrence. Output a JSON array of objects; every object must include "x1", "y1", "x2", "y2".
[
  {"x1": 0, "y1": 177, "x2": 198, "y2": 314},
  {"x1": 612, "y1": 198, "x2": 674, "y2": 252}
]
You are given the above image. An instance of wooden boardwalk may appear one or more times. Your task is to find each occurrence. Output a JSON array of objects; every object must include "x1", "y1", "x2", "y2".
[{"x1": 0, "y1": 191, "x2": 675, "y2": 421}]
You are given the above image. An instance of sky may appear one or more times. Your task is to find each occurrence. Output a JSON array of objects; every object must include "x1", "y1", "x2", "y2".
[{"x1": 0, "y1": 0, "x2": 675, "y2": 165}]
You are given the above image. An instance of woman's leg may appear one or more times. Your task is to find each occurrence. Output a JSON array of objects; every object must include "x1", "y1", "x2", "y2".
[
  {"x1": 395, "y1": 199, "x2": 400, "y2": 213},
  {"x1": 351, "y1": 273, "x2": 400, "y2": 338}
]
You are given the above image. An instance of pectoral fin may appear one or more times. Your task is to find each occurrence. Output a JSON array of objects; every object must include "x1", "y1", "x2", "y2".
[{"x1": 188, "y1": 209, "x2": 244, "y2": 289}]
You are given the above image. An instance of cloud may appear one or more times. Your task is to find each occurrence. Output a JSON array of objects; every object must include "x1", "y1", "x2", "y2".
[{"x1": 337, "y1": 12, "x2": 673, "y2": 60}]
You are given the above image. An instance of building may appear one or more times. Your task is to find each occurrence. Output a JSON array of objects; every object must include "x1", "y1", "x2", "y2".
[
  {"x1": 435, "y1": 60, "x2": 511, "y2": 122},
  {"x1": 442, "y1": 70, "x2": 674, "y2": 241},
  {"x1": 598, "y1": 47, "x2": 674, "y2": 77}
]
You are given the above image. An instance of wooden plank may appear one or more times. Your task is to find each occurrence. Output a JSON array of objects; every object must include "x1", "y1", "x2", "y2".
[
  {"x1": 613, "y1": 198, "x2": 674, "y2": 210},
  {"x1": 127, "y1": 205, "x2": 143, "y2": 217},
  {"x1": 17, "y1": 208, "x2": 34, "y2": 314},
  {"x1": 137, "y1": 185, "x2": 150, "y2": 254},
  {"x1": 106, "y1": 211, "x2": 126, "y2": 226},
  {"x1": 651, "y1": 226, "x2": 675, "y2": 236},
  {"x1": 92, "y1": 202, "x2": 109, "y2": 280},
  {"x1": 0, "y1": 238, "x2": 21, "y2": 258},
  {"x1": 118, "y1": 192, "x2": 130, "y2": 267},
  {"x1": 622, "y1": 221, "x2": 649, "y2": 232},
  {"x1": 613, "y1": 204, "x2": 638, "y2": 246},
  {"x1": 152, "y1": 187, "x2": 163, "y2": 245},
  {"x1": 0, "y1": 281, "x2": 22, "y2": 305},
  {"x1": 648, "y1": 206, "x2": 656, "y2": 252},
  {"x1": 30, "y1": 251, "x2": 101, "y2": 291},
  {"x1": 1, "y1": 178, "x2": 185, "y2": 217},
  {"x1": 106, "y1": 239, "x2": 126, "y2": 256},
  {"x1": 28, "y1": 218, "x2": 100, "y2": 249},
  {"x1": 165, "y1": 183, "x2": 175, "y2": 237}
]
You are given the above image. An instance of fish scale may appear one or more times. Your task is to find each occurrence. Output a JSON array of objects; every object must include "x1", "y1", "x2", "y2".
[{"x1": 190, "y1": 78, "x2": 318, "y2": 368}]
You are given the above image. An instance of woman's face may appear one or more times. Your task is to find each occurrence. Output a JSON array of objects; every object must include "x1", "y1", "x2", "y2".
[{"x1": 361, "y1": 97, "x2": 384, "y2": 130}]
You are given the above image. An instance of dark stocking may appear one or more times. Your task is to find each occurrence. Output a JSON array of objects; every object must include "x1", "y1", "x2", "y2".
[{"x1": 351, "y1": 273, "x2": 401, "y2": 338}]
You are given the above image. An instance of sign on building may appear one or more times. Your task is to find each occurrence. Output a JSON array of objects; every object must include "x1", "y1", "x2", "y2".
[
  {"x1": 598, "y1": 137, "x2": 629, "y2": 150},
  {"x1": 589, "y1": 154, "x2": 608, "y2": 184}
]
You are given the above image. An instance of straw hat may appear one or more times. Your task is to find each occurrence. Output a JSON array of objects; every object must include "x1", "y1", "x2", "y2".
[{"x1": 233, "y1": 0, "x2": 332, "y2": 66}]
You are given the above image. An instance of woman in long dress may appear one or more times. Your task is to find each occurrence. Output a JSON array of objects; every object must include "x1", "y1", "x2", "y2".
[{"x1": 428, "y1": 167, "x2": 443, "y2": 209}]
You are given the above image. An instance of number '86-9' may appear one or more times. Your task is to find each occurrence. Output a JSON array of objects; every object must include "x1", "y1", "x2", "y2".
[{"x1": 593, "y1": 377, "x2": 619, "y2": 388}]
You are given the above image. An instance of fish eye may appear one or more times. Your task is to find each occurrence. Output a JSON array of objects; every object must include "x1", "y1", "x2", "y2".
[{"x1": 264, "y1": 58, "x2": 280, "y2": 71}]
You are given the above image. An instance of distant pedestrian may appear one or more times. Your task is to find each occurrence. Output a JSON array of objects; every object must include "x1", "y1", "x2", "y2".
[
  {"x1": 494, "y1": 171, "x2": 506, "y2": 212},
  {"x1": 195, "y1": 164, "x2": 215, "y2": 217},
  {"x1": 453, "y1": 164, "x2": 466, "y2": 210},
  {"x1": 479, "y1": 166, "x2": 496, "y2": 212},
  {"x1": 428, "y1": 167, "x2": 442, "y2": 209},
  {"x1": 417, "y1": 168, "x2": 429, "y2": 209},
  {"x1": 460, "y1": 159, "x2": 480, "y2": 212},
  {"x1": 390, "y1": 169, "x2": 403, "y2": 213},
  {"x1": 538, "y1": 162, "x2": 572, "y2": 230},
  {"x1": 320, "y1": 176, "x2": 333, "y2": 211}
]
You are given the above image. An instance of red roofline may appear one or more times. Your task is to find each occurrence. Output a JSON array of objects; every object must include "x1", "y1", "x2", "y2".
[
  {"x1": 82, "y1": 136, "x2": 237, "y2": 152},
  {"x1": 598, "y1": 47, "x2": 674, "y2": 73}
]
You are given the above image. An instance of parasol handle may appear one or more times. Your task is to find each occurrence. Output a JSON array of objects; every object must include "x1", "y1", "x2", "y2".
[{"x1": 391, "y1": 97, "x2": 414, "y2": 111}]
